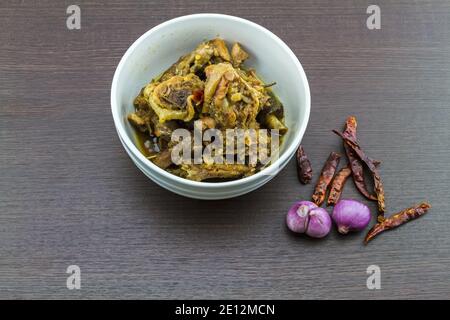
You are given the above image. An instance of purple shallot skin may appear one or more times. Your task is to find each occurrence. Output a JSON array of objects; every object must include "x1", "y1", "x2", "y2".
[
  {"x1": 286, "y1": 201, "x2": 332, "y2": 238},
  {"x1": 332, "y1": 199, "x2": 371, "y2": 234},
  {"x1": 286, "y1": 201, "x2": 317, "y2": 233},
  {"x1": 306, "y1": 207, "x2": 332, "y2": 238}
]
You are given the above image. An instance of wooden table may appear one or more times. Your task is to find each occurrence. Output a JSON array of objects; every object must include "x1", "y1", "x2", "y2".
[{"x1": 1, "y1": 0, "x2": 449, "y2": 299}]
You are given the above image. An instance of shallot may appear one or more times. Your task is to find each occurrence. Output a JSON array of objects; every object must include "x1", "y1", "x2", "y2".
[
  {"x1": 286, "y1": 201, "x2": 332, "y2": 238},
  {"x1": 332, "y1": 199, "x2": 371, "y2": 234}
]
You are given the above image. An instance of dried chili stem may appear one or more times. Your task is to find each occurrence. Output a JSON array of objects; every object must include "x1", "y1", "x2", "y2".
[
  {"x1": 364, "y1": 202, "x2": 431, "y2": 244},
  {"x1": 312, "y1": 152, "x2": 341, "y2": 206},
  {"x1": 333, "y1": 130, "x2": 385, "y2": 217},
  {"x1": 296, "y1": 145, "x2": 313, "y2": 184},
  {"x1": 327, "y1": 165, "x2": 352, "y2": 206}
]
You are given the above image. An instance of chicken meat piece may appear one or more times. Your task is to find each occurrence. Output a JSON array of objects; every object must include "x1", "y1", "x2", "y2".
[
  {"x1": 231, "y1": 42, "x2": 249, "y2": 67},
  {"x1": 202, "y1": 63, "x2": 265, "y2": 129},
  {"x1": 149, "y1": 149, "x2": 173, "y2": 169},
  {"x1": 127, "y1": 111, "x2": 150, "y2": 133},
  {"x1": 128, "y1": 91, "x2": 178, "y2": 141},
  {"x1": 144, "y1": 73, "x2": 204, "y2": 123},
  {"x1": 160, "y1": 38, "x2": 231, "y2": 81},
  {"x1": 180, "y1": 163, "x2": 255, "y2": 181}
]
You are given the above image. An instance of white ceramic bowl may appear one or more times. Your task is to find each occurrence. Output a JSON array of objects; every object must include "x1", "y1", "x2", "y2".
[{"x1": 111, "y1": 14, "x2": 310, "y2": 199}]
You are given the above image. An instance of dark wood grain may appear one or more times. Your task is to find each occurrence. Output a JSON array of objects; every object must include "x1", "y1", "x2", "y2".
[{"x1": 1, "y1": 0, "x2": 450, "y2": 299}]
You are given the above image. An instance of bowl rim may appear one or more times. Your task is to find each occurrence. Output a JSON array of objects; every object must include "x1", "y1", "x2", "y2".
[{"x1": 111, "y1": 13, "x2": 310, "y2": 188}]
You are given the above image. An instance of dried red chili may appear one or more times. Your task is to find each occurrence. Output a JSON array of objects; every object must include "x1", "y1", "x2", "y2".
[
  {"x1": 327, "y1": 165, "x2": 352, "y2": 206},
  {"x1": 312, "y1": 152, "x2": 341, "y2": 206},
  {"x1": 364, "y1": 202, "x2": 431, "y2": 244},
  {"x1": 333, "y1": 130, "x2": 385, "y2": 218},
  {"x1": 296, "y1": 145, "x2": 313, "y2": 184},
  {"x1": 341, "y1": 116, "x2": 377, "y2": 201}
]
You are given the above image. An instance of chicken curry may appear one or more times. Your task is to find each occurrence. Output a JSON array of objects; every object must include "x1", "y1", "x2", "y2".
[{"x1": 127, "y1": 39, "x2": 287, "y2": 182}]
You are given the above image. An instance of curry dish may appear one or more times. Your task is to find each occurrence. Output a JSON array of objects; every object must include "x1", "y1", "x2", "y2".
[{"x1": 127, "y1": 38, "x2": 288, "y2": 181}]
